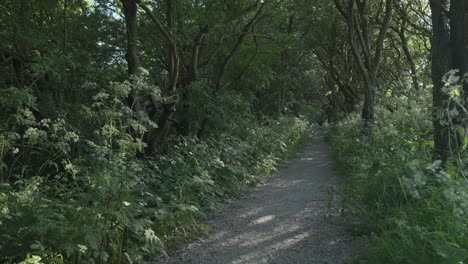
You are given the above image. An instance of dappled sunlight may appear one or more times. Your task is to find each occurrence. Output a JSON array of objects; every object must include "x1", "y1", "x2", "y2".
[
  {"x1": 252, "y1": 215, "x2": 275, "y2": 225},
  {"x1": 230, "y1": 253, "x2": 269, "y2": 264},
  {"x1": 269, "y1": 231, "x2": 314, "y2": 251},
  {"x1": 232, "y1": 230, "x2": 314, "y2": 263},
  {"x1": 220, "y1": 231, "x2": 260, "y2": 247},
  {"x1": 239, "y1": 207, "x2": 263, "y2": 219},
  {"x1": 238, "y1": 233, "x2": 276, "y2": 247},
  {"x1": 161, "y1": 135, "x2": 366, "y2": 263},
  {"x1": 208, "y1": 230, "x2": 228, "y2": 241}
]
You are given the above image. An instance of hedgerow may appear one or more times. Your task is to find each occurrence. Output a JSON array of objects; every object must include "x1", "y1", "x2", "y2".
[
  {"x1": 325, "y1": 94, "x2": 468, "y2": 263},
  {"x1": 0, "y1": 80, "x2": 312, "y2": 263}
]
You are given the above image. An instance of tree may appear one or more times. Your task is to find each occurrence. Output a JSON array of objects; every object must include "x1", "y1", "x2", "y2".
[
  {"x1": 333, "y1": 0, "x2": 393, "y2": 128},
  {"x1": 430, "y1": 0, "x2": 468, "y2": 162},
  {"x1": 120, "y1": 0, "x2": 142, "y2": 113}
]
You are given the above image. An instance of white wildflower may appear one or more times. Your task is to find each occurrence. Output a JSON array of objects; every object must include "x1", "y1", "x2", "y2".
[
  {"x1": 78, "y1": 244, "x2": 88, "y2": 254},
  {"x1": 144, "y1": 228, "x2": 159, "y2": 243}
]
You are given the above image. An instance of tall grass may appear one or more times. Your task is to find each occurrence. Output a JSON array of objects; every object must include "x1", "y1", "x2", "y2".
[{"x1": 325, "y1": 99, "x2": 468, "y2": 263}]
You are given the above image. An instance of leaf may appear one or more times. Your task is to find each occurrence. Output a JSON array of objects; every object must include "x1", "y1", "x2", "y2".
[
  {"x1": 29, "y1": 241, "x2": 45, "y2": 251},
  {"x1": 432, "y1": 241, "x2": 468, "y2": 264}
]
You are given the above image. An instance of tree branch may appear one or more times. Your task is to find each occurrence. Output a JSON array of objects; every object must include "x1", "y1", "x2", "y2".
[{"x1": 372, "y1": 0, "x2": 393, "y2": 77}]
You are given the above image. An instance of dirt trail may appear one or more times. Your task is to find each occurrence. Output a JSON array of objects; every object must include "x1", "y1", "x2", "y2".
[{"x1": 160, "y1": 134, "x2": 367, "y2": 264}]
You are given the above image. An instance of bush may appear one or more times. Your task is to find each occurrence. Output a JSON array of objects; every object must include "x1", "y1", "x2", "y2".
[
  {"x1": 324, "y1": 96, "x2": 468, "y2": 263},
  {"x1": 0, "y1": 81, "x2": 313, "y2": 263}
]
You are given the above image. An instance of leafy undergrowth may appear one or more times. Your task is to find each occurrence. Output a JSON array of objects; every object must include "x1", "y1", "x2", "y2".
[
  {"x1": 0, "y1": 83, "x2": 313, "y2": 264},
  {"x1": 324, "y1": 99, "x2": 468, "y2": 263}
]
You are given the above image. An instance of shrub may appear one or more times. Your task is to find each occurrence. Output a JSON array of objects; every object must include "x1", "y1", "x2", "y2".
[
  {"x1": 0, "y1": 81, "x2": 313, "y2": 263},
  {"x1": 324, "y1": 96, "x2": 468, "y2": 263}
]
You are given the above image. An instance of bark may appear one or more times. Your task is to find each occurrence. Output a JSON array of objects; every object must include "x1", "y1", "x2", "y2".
[
  {"x1": 197, "y1": 1, "x2": 273, "y2": 138},
  {"x1": 137, "y1": 0, "x2": 180, "y2": 154},
  {"x1": 121, "y1": 0, "x2": 142, "y2": 112},
  {"x1": 450, "y1": 0, "x2": 468, "y2": 99},
  {"x1": 430, "y1": 0, "x2": 468, "y2": 161},
  {"x1": 394, "y1": 0, "x2": 432, "y2": 39},
  {"x1": 166, "y1": 0, "x2": 177, "y2": 96},
  {"x1": 278, "y1": 50, "x2": 288, "y2": 115},
  {"x1": 180, "y1": 1, "x2": 263, "y2": 134},
  {"x1": 392, "y1": 1, "x2": 425, "y2": 91},
  {"x1": 430, "y1": 0, "x2": 450, "y2": 161},
  {"x1": 12, "y1": 0, "x2": 29, "y2": 86},
  {"x1": 215, "y1": 0, "x2": 269, "y2": 91},
  {"x1": 399, "y1": 26, "x2": 419, "y2": 91},
  {"x1": 190, "y1": 0, "x2": 261, "y2": 83},
  {"x1": 334, "y1": 0, "x2": 393, "y2": 129},
  {"x1": 324, "y1": 78, "x2": 341, "y2": 123},
  {"x1": 311, "y1": 19, "x2": 358, "y2": 115},
  {"x1": 137, "y1": 0, "x2": 179, "y2": 96},
  {"x1": 277, "y1": 14, "x2": 294, "y2": 116}
]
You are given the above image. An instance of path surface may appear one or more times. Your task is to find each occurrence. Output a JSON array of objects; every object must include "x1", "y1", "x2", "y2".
[{"x1": 160, "y1": 134, "x2": 366, "y2": 264}]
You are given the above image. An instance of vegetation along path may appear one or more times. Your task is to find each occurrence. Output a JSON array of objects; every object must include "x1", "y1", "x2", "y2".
[{"x1": 161, "y1": 134, "x2": 367, "y2": 264}]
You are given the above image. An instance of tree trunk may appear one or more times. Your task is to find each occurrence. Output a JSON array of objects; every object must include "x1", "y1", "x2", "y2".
[
  {"x1": 137, "y1": 0, "x2": 180, "y2": 154},
  {"x1": 334, "y1": 0, "x2": 393, "y2": 130},
  {"x1": 449, "y1": 0, "x2": 468, "y2": 159},
  {"x1": 451, "y1": 0, "x2": 468, "y2": 110},
  {"x1": 361, "y1": 78, "x2": 376, "y2": 126},
  {"x1": 166, "y1": 0, "x2": 177, "y2": 96},
  {"x1": 429, "y1": 0, "x2": 468, "y2": 162},
  {"x1": 146, "y1": 0, "x2": 179, "y2": 154},
  {"x1": 215, "y1": 1, "x2": 268, "y2": 91},
  {"x1": 398, "y1": 25, "x2": 420, "y2": 91},
  {"x1": 121, "y1": 0, "x2": 141, "y2": 113}
]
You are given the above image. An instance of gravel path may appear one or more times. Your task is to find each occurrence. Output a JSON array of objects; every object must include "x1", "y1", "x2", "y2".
[{"x1": 160, "y1": 134, "x2": 367, "y2": 264}]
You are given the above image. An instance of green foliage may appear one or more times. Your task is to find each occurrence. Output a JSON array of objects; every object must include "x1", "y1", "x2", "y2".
[
  {"x1": 324, "y1": 96, "x2": 468, "y2": 264},
  {"x1": 0, "y1": 80, "x2": 312, "y2": 263},
  {"x1": 183, "y1": 80, "x2": 254, "y2": 136}
]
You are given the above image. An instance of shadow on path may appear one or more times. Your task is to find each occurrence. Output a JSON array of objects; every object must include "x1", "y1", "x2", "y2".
[{"x1": 160, "y1": 134, "x2": 367, "y2": 264}]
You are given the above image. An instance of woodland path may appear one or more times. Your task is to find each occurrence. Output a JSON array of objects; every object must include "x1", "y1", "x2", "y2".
[{"x1": 160, "y1": 133, "x2": 367, "y2": 264}]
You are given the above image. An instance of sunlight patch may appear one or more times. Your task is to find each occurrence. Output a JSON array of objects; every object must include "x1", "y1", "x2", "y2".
[
  {"x1": 239, "y1": 207, "x2": 262, "y2": 219},
  {"x1": 271, "y1": 231, "x2": 313, "y2": 250},
  {"x1": 252, "y1": 215, "x2": 275, "y2": 225}
]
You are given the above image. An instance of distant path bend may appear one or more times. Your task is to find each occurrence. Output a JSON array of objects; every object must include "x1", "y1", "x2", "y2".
[{"x1": 161, "y1": 133, "x2": 367, "y2": 264}]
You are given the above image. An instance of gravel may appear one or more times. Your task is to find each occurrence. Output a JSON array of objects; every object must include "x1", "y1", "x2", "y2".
[{"x1": 158, "y1": 134, "x2": 367, "y2": 264}]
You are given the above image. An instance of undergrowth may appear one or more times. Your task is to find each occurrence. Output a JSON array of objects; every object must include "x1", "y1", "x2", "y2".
[
  {"x1": 324, "y1": 95, "x2": 468, "y2": 264},
  {"x1": 0, "y1": 80, "x2": 313, "y2": 263}
]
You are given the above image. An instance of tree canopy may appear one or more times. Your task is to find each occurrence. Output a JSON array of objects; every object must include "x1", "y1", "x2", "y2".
[{"x1": 1, "y1": 0, "x2": 468, "y2": 263}]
